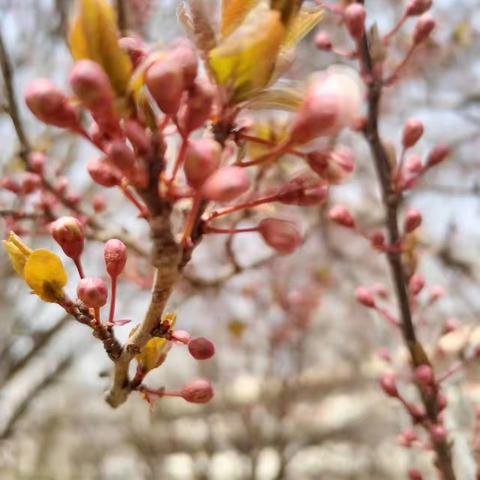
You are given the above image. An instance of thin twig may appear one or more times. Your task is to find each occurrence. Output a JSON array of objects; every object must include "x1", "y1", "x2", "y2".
[{"x1": 356, "y1": 2, "x2": 457, "y2": 478}]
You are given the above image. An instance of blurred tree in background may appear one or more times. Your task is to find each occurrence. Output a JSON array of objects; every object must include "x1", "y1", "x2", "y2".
[{"x1": 1, "y1": 1, "x2": 480, "y2": 479}]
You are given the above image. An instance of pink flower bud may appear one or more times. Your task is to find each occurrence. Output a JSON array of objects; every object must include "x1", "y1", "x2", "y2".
[
  {"x1": 104, "y1": 239, "x2": 127, "y2": 278},
  {"x1": 184, "y1": 139, "x2": 221, "y2": 189},
  {"x1": 178, "y1": 80, "x2": 214, "y2": 133},
  {"x1": 437, "y1": 392, "x2": 448, "y2": 411},
  {"x1": 379, "y1": 372, "x2": 398, "y2": 397},
  {"x1": 171, "y1": 330, "x2": 191, "y2": 344},
  {"x1": 429, "y1": 424, "x2": 447, "y2": 444},
  {"x1": 124, "y1": 119, "x2": 150, "y2": 155},
  {"x1": 170, "y1": 40, "x2": 198, "y2": 87},
  {"x1": 87, "y1": 156, "x2": 122, "y2": 187},
  {"x1": 20, "y1": 172, "x2": 41, "y2": 194},
  {"x1": 188, "y1": 337, "x2": 215, "y2": 360},
  {"x1": 408, "y1": 468, "x2": 423, "y2": 480},
  {"x1": 54, "y1": 176, "x2": 69, "y2": 195},
  {"x1": 406, "y1": 0, "x2": 432, "y2": 17},
  {"x1": 377, "y1": 347, "x2": 392, "y2": 362},
  {"x1": 290, "y1": 87, "x2": 338, "y2": 144},
  {"x1": 258, "y1": 218, "x2": 302, "y2": 255},
  {"x1": 413, "y1": 15, "x2": 435, "y2": 44},
  {"x1": 50, "y1": 216, "x2": 84, "y2": 259},
  {"x1": 370, "y1": 230, "x2": 386, "y2": 249},
  {"x1": 106, "y1": 141, "x2": 137, "y2": 180},
  {"x1": 404, "y1": 208, "x2": 422, "y2": 233},
  {"x1": 0, "y1": 176, "x2": 20, "y2": 193},
  {"x1": 426, "y1": 144, "x2": 450, "y2": 167},
  {"x1": 25, "y1": 78, "x2": 80, "y2": 129},
  {"x1": 145, "y1": 59, "x2": 185, "y2": 115},
  {"x1": 328, "y1": 205, "x2": 355, "y2": 228},
  {"x1": 355, "y1": 286, "x2": 375, "y2": 308},
  {"x1": 119, "y1": 36, "x2": 148, "y2": 67},
  {"x1": 414, "y1": 364, "x2": 434, "y2": 386},
  {"x1": 77, "y1": 276, "x2": 108, "y2": 308},
  {"x1": 180, "y1": 378, "x2": 214, "y2": 404},
  {"x1": 276, "y1": 175, "x2": 328, "y2": 206},
  {"x1": 429, "y1": 285, "x2": 445, "y2": 301},
  {"x1": 69, "y1": 60, "x2": 115, "y2": 111},
  {"x1": 92, "y1": 193, "x2": 107, "y2": 213},
  {"x1": 443, "y1": 317, "x2": 459, "y2": 334},
  {"x1": 344, "y1": 4, "x2": 366, "y2": 39},
  {"x1": 200, "y1": 166, "x2": 249, "y2": 202},
  {"x1": 314, "y1": 31, "x2": 332, "y2": 50},
  {"x1": 402, "y1": 118, "x2": 424, "y2": 148},
  {"x1": 291, "y1": 67, "x2": 363, "y2": 144},
  {"x1": 405, "y1": 154, "x2": 423, "y2": 174},
  {"x1": 409, "y1": 273, "x2": 425, "y2": 295},
  {"x1": 28, "y1": 151, "x2": 46, "y2": 173},
  {"x1": 307, "y1": 147, "x2": 355, "y2": 184},
  {"x1": 398, "y1": 429, "x2": 417, "y2": 447}
]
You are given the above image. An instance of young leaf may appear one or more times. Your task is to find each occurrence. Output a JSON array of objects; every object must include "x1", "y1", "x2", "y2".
[
  {"x1": 68, "y1": 0, "x2": 132, "y2": 96},
  {"x1": 281, "y1": 7, "x2": 323, "y2": 51},
  {"x1": 208, "y1": 7, "x2": 285, "y2": 103},
  {"x1": 246, "y1": 84, "x2": 303, "y2": 111},
  {"x1": 220, "y1": 0, "x2": 259, "y2": 39}
]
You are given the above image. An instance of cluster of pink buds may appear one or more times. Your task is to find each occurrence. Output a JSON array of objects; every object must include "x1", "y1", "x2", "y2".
[{"x1": 395, "y1": 118, "x2": 450, "y2": 191}]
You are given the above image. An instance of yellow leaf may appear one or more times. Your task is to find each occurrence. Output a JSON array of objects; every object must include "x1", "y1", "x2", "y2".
[
  {"x1": 135, "y1": 312, "x2": 177, "y2": 372},
  {"x1": 220, "y1": 0, "x2": 259, "y2": 39},
  {"x1": 208, "y1": 7, "x2": 285, "y2": 103},
  {"x1": 2, "y1": 232, "x2": 32, "y2": 277},
  {"x1": 137, "y1": 337, "x2": 169, "y2": 371},
  {"x1": 24, "y1": 249, "x2": 67, "y2": 303},
  {"x1": 68, "y1": 0, "x2": 132, "y2": 96},
  {"x1": 281, "y1": 7, "x2": 323, "y2": 51},
  {"x1": 246, "y1": 84, "x2": 303, "y2": 111}
]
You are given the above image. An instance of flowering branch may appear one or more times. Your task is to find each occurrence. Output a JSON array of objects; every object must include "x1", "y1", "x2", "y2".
[{"x1": 354, "y1": 1, "x2": 456, "y2": 478}]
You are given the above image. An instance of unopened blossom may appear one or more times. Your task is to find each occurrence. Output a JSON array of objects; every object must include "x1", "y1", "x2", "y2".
[
  {"x1": 77, "y1": 277, "x2": 108, "y2": 308},
  {"x1": 188, "y1": 337, "x2": 215, "y2": 360},
  {"x1": 180, "y1": 379, "x2": 214, "y2": 404},
  {"x1": 25, "y1": 78, "x2": 80, "y2": 129},
  {"x1": 200, "y1": 166, "x2": 249, "y2": 202},
  {"x1": 104, "y1": 239, "x2": 127, "y2": 278},
  {"x1": 184, "y1": 139, "x2": 222, "y2": 188},
  {"x1": 258, "y1": 218, "x2": 302, "y2": 254},
  {"x1": 145, "y1": 58, "x2": 185, "y2": 115},
  {"x1": 50, "y1": 216, "x2": 84, "y2": 259},
  {"x1": 290, "y1": 66, "x2": 364, "y2": 144},
  {"x1": 402, "y1": 118, "x2": 424, "y2": 148}
]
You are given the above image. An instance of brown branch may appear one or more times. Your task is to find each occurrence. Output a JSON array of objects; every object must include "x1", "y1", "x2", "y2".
[
  {"x1": 1, "y1": 314, "x2": 69, "y2": 385},
  {"x1": 105, "y1": 134, "x2": 182, "y2": 407},
  {"x1": 356, "y1": 6, "x2": 456, "y2": 479}
]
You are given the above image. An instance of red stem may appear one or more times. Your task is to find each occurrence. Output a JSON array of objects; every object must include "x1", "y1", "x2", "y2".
[
  {"x1": 206, "y1": 194, "x2": 278, "y2": 222},
  {"x1": 383, "y1": 11, "x2": 408, "y2": 44},
  {"x1": 182, "y1": 194, "x2": 202, "y2": 246},
  {"x1": 108, "y1": 276, "x2": 117, "y2": 327},
  {"x1": 73, "y1": 257, "x2": 85, "y2": 279},
  {"x1": 120, "y1": 180, "x2": 149, "y2": 218},
  {"x1": 204, "y1": 225, "x2": 259, "y2": 235},
  {"x1": 169, "y1": 136, "x2": 189, "y2": 183}
]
